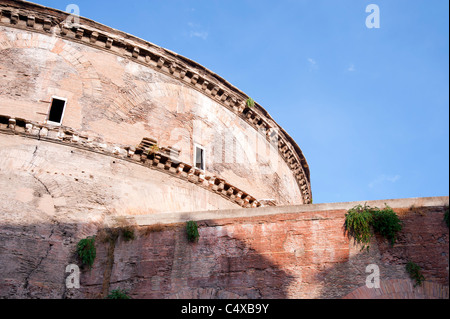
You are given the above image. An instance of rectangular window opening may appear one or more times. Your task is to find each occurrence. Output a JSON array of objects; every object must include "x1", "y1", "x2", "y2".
[
  {"x1": 47, "y1": 97, "x2": 67, "y2": 125},
  {"x1": 194, "y1": 145, "x2": 205, "y2": 171}
]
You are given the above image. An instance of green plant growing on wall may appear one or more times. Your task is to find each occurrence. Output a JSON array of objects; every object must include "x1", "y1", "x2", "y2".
[
  {"x1": 406, "y1": 261, "x2": 425, "y2": 287},
  {"x1": 107, "y1": 289, "x2": 131, "y2": 299},
  {"x1": 76, "y1": 236, "x2": 96, "y2": 268},
  {"x1": 147, "y1": 144, "x2": 160, "y2": 155},
  {"x1": 246, "y1": 98, "x2": 255, "y2": 109},
  {"x1": 344, "y1": 204, "x2": 374, "y2": 251},
  {"x1": 371, "y1": 205, "x2": 403, "y2": 246},
  {"x1": 344, "y1": 204, "x2": 402, "y2": 251},
  {"x1": 121, "y1": 226, "x2": 135, "y2": 242},
  {"x1": 186, "y1": 221, "x2": 200, "y2": 243}
]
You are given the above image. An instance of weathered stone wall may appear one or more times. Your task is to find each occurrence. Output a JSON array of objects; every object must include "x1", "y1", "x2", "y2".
[
  {"x1": 0, "y1": 196, "x2": 447, "y2": 299},
  {"x1": 0, "y1": 0, "x2": 311, "y2": 205},
  {"x1": 0, "y1": 133, "x2": 241, "y2": 219}
]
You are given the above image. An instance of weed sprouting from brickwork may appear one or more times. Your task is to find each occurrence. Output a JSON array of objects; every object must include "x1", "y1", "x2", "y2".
[
  {"x1": 246, "y1": 98, "x2": 255, "y2": 109},
  {"x1": 406, "y1": 261, "x2": 425, "y2": 287},
  {"x1": 114, "y1": 217, "x2": 137, "y2": 242},
  {"x1": 107, "y1": 289, "x2": 131, "y2": 299},
  {"x1": 344, "y1": 205, "x2": 374, "y2": 251},
  {"x1": 186, "y1": 221, "x2": 200, "y2": 243},
  {"x1": 147, "y1": 144, "x2": 160, "y2": 155},
  {"x1": 344, "y1": 204, "x2": 402, "y2": 251},
  {"x1": 121, "y1": 227, "x2": 135, "y2": 241},
  {"x1": 76, "y1": 236, "x2": 96, "y2": 268},
  {"x1": 371, "y1": 206, "x2": 402, "y2": 246}
]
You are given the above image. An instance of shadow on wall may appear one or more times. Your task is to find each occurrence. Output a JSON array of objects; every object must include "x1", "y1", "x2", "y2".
[
  {"x1": 317, "y1": 206, "x2": 449, "y2": 299},
  {"x1": 0, "y1": 220, "x2": 98, "y2": 299},
  {"x1": 0, "y1": 219, "x2": 296, "y2": 299},
  {"x1": 0, "y1": 207, "x2": 448, "y2": 299},
  {"x1": 82, "y1": 217, "x2": 297, "y2": 299}
]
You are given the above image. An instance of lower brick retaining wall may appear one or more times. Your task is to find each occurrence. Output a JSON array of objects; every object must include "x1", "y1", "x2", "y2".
[
  {"x1": 97, "y1": 196, "x2": 448, "y2": 299},
  {"x1": 0, "y1": 196, "x2": 447, "y2": 299}
]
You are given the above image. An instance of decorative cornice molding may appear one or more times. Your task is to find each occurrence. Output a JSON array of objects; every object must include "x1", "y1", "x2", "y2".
[
  {"x1": 0, "y1": 0, "x2": 312, "y2": 204},
  {"x1": 0, "y1": 114, "x2": 264, "y2": 209}
]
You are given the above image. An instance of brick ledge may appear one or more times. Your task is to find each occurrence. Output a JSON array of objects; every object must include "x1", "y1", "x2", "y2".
[{"x1": 105, "y1": 196, "x2": 449, "y2": 227}]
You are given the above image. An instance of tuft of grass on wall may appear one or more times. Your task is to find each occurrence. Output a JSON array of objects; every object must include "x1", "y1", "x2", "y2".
[
  {"x1": 107, "y1": 289, "x2": 131, "y2": 299},
  {"x1": 246, "y1": 98, "x2": 255, "y2": 109},
  {"x1": 406, "y1": 261, "x2": 425, "y2": 287},
  {"x1": 121, "y1": 226, "x2": 135, "y2": 242},
  {"x1": 114, "y1": 217, "x2": 137, "y2": 242}
]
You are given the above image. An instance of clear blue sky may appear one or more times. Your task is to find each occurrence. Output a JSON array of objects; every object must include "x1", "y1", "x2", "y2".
[{"x1": 32, "y1": 0, "x2": 449, "y2": 204}]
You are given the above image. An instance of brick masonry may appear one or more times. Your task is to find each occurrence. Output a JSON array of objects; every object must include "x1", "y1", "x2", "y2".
[
  {"x1": 96, "y1": 199, "x2": 448, "y2": 299},
  {"x1": 1, "y1": 195, "x2": 446, "y2": 299}
]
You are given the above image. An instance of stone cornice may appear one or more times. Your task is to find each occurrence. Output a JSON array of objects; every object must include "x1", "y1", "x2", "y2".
[
  {"x1": 0, "y1": 114, "x2": 264, "y2": 209},
  {"x1": 0, "y1": 0, "x2": 312, "y2": 204}
]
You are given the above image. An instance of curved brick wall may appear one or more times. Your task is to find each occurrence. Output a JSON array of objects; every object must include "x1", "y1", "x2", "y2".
[
  {"x1": 0, "y1": 133, "x2": 241, "y2": 217},
  {"x1": 0, "y1": 0, "x2": 311, "y2": 207}
]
